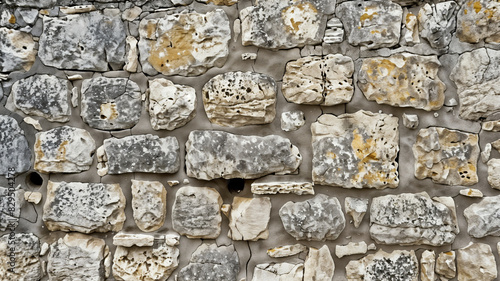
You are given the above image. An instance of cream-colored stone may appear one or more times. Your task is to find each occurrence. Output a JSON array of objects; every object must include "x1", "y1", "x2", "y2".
[
  {"x1": 113, "y1": 233, "x2": 154, "y2": 247},
  {"x1": 241, "y1": 53, "x2": 257, "y2": 60},
  {"x1": 488, "y1": 159, "x2": 500, "y2": 189},
  {"x1": 164, "y1": 234, "x2": 180, "y2": 246},
  {"x1": 228, "y1": 196, "x2": 271, "y2": 241},
  {"x1": 403, "y1": 9, "x2": 419, "y2": 44},
  {"x1": 24, "y1": 191, "x2": 42, "y2": 204},
  {"x1": 492, "y1": 139, "x2": 500, "y2": 152},
  {"x1": 457, "y1": 242, "x2": 497, "y2": 281},
  {"x1": 0, "y1": 233, "x2": 42, "y2": 281},
  {"x1": 122, "y1": 6, "x2": 142, "y2": 21},
  {"x1": 252, "y1": 263, "x2": 303, "y2": 281},
  {"x1": 167, "y1": 180, "x2": 179, "y2": 187},
  {"x1": 267, "y1": 244, "x2": 307, "y2": 258},
  {"x1": 124, "y1": 36, "x2": 138, "y2": 72},
  {"x1": 131, "y1": 180, "x2": 166, "y2": 232},
  {"x1": 457, "y1": 0, "x2": 500, "y2": 43},
  {"x1": 346, "y1": 250, "x2": 418, "y2": 281},
  {"x1": 459, "y1": 188, "x2": 483, "y2": 197},
  {"x1": 335, "y1": 242, "x2": 367, "y2": 258},
  {"x1": 402, "y1": 113, "x2": 419, "y2": 129},
  {"x1": 23, "y1": 117, "x2": 42, "y2": 131},
  {"x1": 483, "y1": 120, "x2": 500, "y2": 131},
  {"x1": 345, "y1": 197, "x2": 368, "y2": 228},
  {"x1": 304, "y1": 245, "x2": 334, "y2": 281},
  {"x1": 323, "y1": 18, "x2": 343, "y2": 44},
  {"x1": 436, "y1": 251, "x2": 456, "y2": 279},
  {"x1": 482, "y1": 143, "x2": 492, "y2": 163},
  {"x1": 60, "y1": 5, "x2": 96, "y2": 14},
  {"x1": 251, "y1": 182, "x2": 314, "y2": 195},
  {"x1": 420, "y1": 250, "x2": 436, "y2": 281}
]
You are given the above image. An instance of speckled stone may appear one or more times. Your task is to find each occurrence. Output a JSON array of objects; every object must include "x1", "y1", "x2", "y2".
[
  {"x1": 0, "y1": 27, "x2": 37, "y2": 72},
  {"x1": 457, "y1": 0, "x2": 500, "y2": 43},
  {"x1": 457, "y1": 242, "x2": 497, "y2": 281},
  {"x1": 0, "y1": 233, "x2": 42, "y2": 281},
  {"x1": 0, "y1": 115, "x2": 31, "y2": 177},
  {"x1": 464, "y1": 195, "x2": 500, "y2": 238},
  {"x1": 252, "y1": 263, "x2": 303, "y2": 281},
  {"x1": 418, "y1": 2, "x2": 458, "y2": 49},
  {"x1": 131, "y1": 180, "x2": 167, "y2": 232},
  {"x1": 228, "y1": 196, "x2": 271, "y2": 241},
  {"x1": 0, "y1": 186, "x2": 23, "y2": 232},
  {"x1": 346, "y1": 250, "x2": 418, "y2": 281}
]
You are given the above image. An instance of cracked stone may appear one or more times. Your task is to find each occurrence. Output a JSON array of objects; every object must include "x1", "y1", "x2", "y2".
[
  {"x1": 323, "y1": 17, "x2": 343, "y2": 44},
  {"x1": 335, "y1": 241, "x2": 367, "y2": 259},
  {"x1": 228, "y1": 196, "x2": 271, "y2": 241},
  {"x1": 0, "y1": 185, "x2": 23, "y2": 232},
  {"x1": 252, "y1": 263, "x2": 303, "y2": 281},
  {"x1": 436, "y1": 251, "x2": 456, "y2": 279},
  {"x1": 403, "y1": 113, "x2": 419, "y2": 129},
  {"x1": 420, "y1": 250, "x2": 435, "y2": 281},
  {"x1": 0, "y1": 27, "x2": 37, "y2": 72},
  {"x1": 0, "y1": 233, "x2": 42, "y2": 281},
  {"x1": 304, "y1": 245, "x2": 334, "y2": 281},
  {"x1": 488, "y1": 159, "x2": 500, "y2": 189},
  {"x1": 0, "y1": 115, "x2": 31, "y2": 177},
  {"x1": 43, "y1": 181, "x2": 126, "y2": 233},
  {"x1": 281, "y1": 110, "x2": 305, "y2": 131},
  {"x1": 457, "y1": 242, "x2": 497, "y2": 281},
  {"x1": 112, "y1": 233, "x2": 154, "y2": 247},
  {"x1": 251, "y1": 182, "x2": 314, "y2": 195},
  {"x1": 457, "y1": 0, "x2": 500, "y2": 43},
  {"x1": 267, "y1": 244, "x2": 307, "y2": 258},
  {"x1": 418, "y1": 2, "x2": 458, "y2": 49},
  {"x1": 464, "y1": 194, "x2": 500, "y2": 238},
  {"x1": 311, "y1": 111, "x2": 399, "y2": 189},
  {"x1": 131, "y1": 180, "x2": 167, "y2": 232},
  {"x1": 345, "y1": 197, "x2": 368, "y2": 228},
  {"x1": 24, "y1": 191, "x2": 42, "y2": 204}
]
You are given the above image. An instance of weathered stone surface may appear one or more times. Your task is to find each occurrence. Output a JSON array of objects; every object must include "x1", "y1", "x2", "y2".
[
  {"x1": 228, "y1": 196, "x2": 271, "y2": 241},
  {"x1": 311, "y1": 111, "x2": 399, "y2": 189},
  {"x1": 131, "y1": 180, "x2": 166, "y2": 232},
  {"x1": 0, "y1": 186, "x2": 23, "y2": 232},
  {"x1": 197, "y1": 0, "x2": 237, "y2": 5},
  {"x1": 279, "y1": 194, "x2": 345, "y2": 241},
  {"x1": 457, "y1": 243, "x2": 497, "y2": 281},
  {"x1": 403, "y1": 113, "x2": 419, "y2": 129},
  {"x1": 60, "y1": 5, "x2": 96, "y2": 14},
  {"x1": 0, "y1": 27, "x2": 36, "y2": 72},
  {"x1": 122, "y1": 6, "x2": 142, "y2": 21},
  {"x1": 420, "y1": 250, "x2": 435, "y2": 281},
  {"x1": 81, "y1": 77, "x2": 142, "y2": 130},
  {"x1": 139, "y1": 10, "x2": 230, "y2": 76},
  {"x1": 418, "y1": 2, "x2": 458, "y2": 49},
  {"x1": 483, "y1": 120, "x2": 500, "y2": 131},
  {"x1": 252, "y1": 263, "x2": 303, "y2": 281},
  {"x1": 464, "y1": 195, "x2": 500, "y2": 238},
  {"x1": 124, "y1": 36, "x2": 138, "y2": 72},
  {"x1": 177, "y1": 244, "x2": 239, "y2": 281},
  {"x1": 337, "y1": 1, "x2": 402, "y2": 49},
  {"x1": 413, "y1": 127, "x2": 479, "y2": 185},
  {"x1": 346, "y1": 250, "x2": 418, "y2": 281},
  {"x1": 488, "y1": 159, "x2": 500, "y2": 189},
  {"x1": 23, "y1": 117, "x2": 42, "y2": 131},
  {"x1": 24, "y1": 191, "x2": 42, "y2": 204},
  {"x1": 359, "y1": 53, "x2": 446, "y2": 111},
  {"x1": 48, "y1": 233, "x2": 109, "y2": 281},
  {"x1": 436, "y1": 251, "x2": 456, "y2": 279},
  {"x1": 202, "y1": 71, "x2": 276, "y2": 127},
  {"x1": 335, "y1": 241, "x2": 367, "y2": 259},
  {"x1": 450, "y1": 48, "x2": 500, "y2": 121},
  {"x1": 403, "y1": 10, "x2": 419, "y2": 45},
  {"x1": 267, "y1": 244, "x2": 307, "y2": 258},
  {"x1": 304, "y1": 245, "x2": 334, "y2": 281},
  {"x1": 43, "y1": 181, "x2": 126, "y2": 233},
  {"x1": 34, "y1": 126, "x2": 96, "y2": 173},
  {"x1": 0, "y1": 115, "x2": 31, "y2": 177},
  {"x1": 281, "y1": 110, "x2": 305, "y2": 131},
  {"x1": 186, "y1": 130, "x2": 301, "y2": 180},
  {"x1": 282, "y1": 55, "x2": 354, "y2": 105},
  {"x1": 482, "y1": 143, "x2": 492, "y2": 163},
  {"x1": 460, "y1": 188, "x2": 484, "y2": 198},
  {"x1": 251, "y1": 182, "x2": 314, "y2": 195},
  {"x1": 148, "y1": 78, "x2": 196, "y2": 130},
  {"x1": 113, "y1": 233, "x2": 154, "y2": 247},
  {"x1": 457, "y1": 0, "x2": 500, "y2": 43},
  {"x1": 97, "y1": 134, "x2": 180, "y2": 175},
  {"x1": 324, "y1": 17, "x2": 343, "y2": 44},
  {"x1": 172, "y1": 186, "x2": 222, "y2": 239},
  {"x1": 0, "y1": 233, "x2": 41, "y2": 281},
  {"x1": 39, "y1": 11, "x2": 126, "y2": 71},
  {"x1": 345, "y1": 197, "x2": 368, "y2": 228},
  {"x1": 370, "y1": 192, "x2": 458, "y2": 246}
]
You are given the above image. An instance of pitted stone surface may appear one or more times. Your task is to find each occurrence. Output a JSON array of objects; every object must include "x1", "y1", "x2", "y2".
[
  {"x1": 417, "y1": 2, "x2": 458, "y2": 49},
  {"x1": 185, "y1": 130, "x2": 302, "y2": 180},
  {"x1": 311, "y1": 111, "x2": 399, "y2": 189},
  {"x1": 43, "y1": 181, "x2": 126, "y2": 233},
  {"x1": 228, "y1": 196, "x2": 271, "y2": 241},
  {"x1": 464, "y1": 195, "x2": 500, "y2": 238},
  {"x1": 413, "y1": 127, "x2": 479, "y2": 186},
  {"x1": 488, "y1": 159, "x2": 500, "y2": 189},
  {"x1": 279, "y1": 194, "x2": 345, "y2": 241},
  {"x1": 0, "y1": 186, "x2": 23, "y2": 232},
  {"x1": 0, "y1": 27, "x2": 36, "y2": 72},
  {"x1": 81, "y1": 77, "x2": 142, "y2": 130},
  {"x1": 0, "y1": 233, "x2": 42, "y2": 281},
  {"x1": 251, "y1": 182, "x2": 314, "y2": 195},
  {"x1": 0, "y1": 115, "x2": 31, "y2": 177},
  {"x1": 202, "y1": 71, "x2": 277, "y2": 127},
  {"x1": 139, "y1": 9, "x2": 230, "y2": 76},
  {"x1": 457, "y1": 242, "x2": 497, "y2": 281},
  {"x1": 457, "y1": 0, "x2": 500, "y2": 43},
  {"x1": 252, "y1": 263, "x2": 303, "y2": 281},
  {"x1": 304, "y1": 245, "x2": 334, "y2": 281},
  {"x1": 281, "y1": 110, "x2": 306, "y2": 131},
  {"x1": 346, "y1": 250, "x2": 418, "y2": 281},
  {"x1": 359, "y1": 53, "x2": 446, "y2": 111},
  {"x1": 131, "y1": 180, "x2": 167, "y2": 232}
]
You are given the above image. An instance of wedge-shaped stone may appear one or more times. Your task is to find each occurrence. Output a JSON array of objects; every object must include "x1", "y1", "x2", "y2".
[
  {"x1": 252, "y1": 263, "x2": 303, "y2": 281},
  {"x1": 359, "y1": 53, "x2": 445, "y2": 111},
  {"x1": 370, "y1": 192, "x2": 458, "y2": 246},
  {"x1": 345, "y1": 197, "x2": 368, "y2": 228},
  {"x1": 346, "y1": 250, "x2": 418, "y2": 281},
  {"x1": 311, "y1": 111, "x2": 399, "y2": 189},
  {"x1": 0, "y1": 115, "x2": 31, "y2": 177},
  {"x1": 457, "y1": 243, "x2": 497, "y2": 281},
  {"x1": 43, "y1": 181, "x2": 126, "y2": 233},
  {"x1": 177, "y1": 244, "x2": 239, "y2": 281},
  {"x1": 304, "y1": 245, "x2": 334, "y2": 281},
  {"x1": 418, "y1": 2, "x2": 458, "y2": 49},
  {"x1": 0, "y1": 27, "x2": 36, "y2": 72},
  {"x1": 251, "y1": 182, "x2": 314, "y2": 195},
  {"x1": 457, "y1": 0, "x2": 500, "y2": 43},
  {"x1": 203, "y1": 71, "x2": 276, "y2": 127},
  {"x1": 464, "y1": 195, "x2": 500, "y2": 238},
  {"x1": 139, "y1": 10, "x2": 230, "y2": 76},
  {"x1": 0, "y1": 233, "x2": 41, "y2": 281},
  {"x1": 413, "y1": 127, "x2": 479, "y2": 185},
  {"x1": 186, "y1": 130, "x2": 302, "y2": 180},
  {"x1": 131, "y1": 180, "x2": 167, "y2": 232},
  {"x1": 0, "y1": 186, "x2": 23, "y2": 232},
  {"x1": 228, "y1": 196, "x2": 271, "y2": 241}
]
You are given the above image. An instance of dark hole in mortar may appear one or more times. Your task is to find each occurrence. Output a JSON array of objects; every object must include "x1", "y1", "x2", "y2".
[
  {"x1": 227, "y1": 178, "x2": 245, "y2": 193},
  {"x1": 27, "y1": 172, "x2": 43, "y2": 187}
]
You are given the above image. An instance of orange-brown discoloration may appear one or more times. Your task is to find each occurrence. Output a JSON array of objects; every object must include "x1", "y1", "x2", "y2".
[
  {"x1": 57, "y1": 140, "x2": 69, "y2": 161},
  {"x1": 100, "y1": 103, "x2": 119, "y2": 120},
  {"x1": 473, "y1": 1, "x2": 482, "y2": 13},
  {"x1": 9, "y1": 15, "x2": 15, "y2": 24}
]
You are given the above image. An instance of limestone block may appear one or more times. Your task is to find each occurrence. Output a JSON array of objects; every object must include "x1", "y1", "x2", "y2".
[
  {"x1": 464, "y1": 195, "x2": 500, "y2": 238},
  {"x1": 23, "y1": 117, "x2": 42, "y2": 131},
  {"x1": 281, "y1": 110, "x2": 305, "y2": 131},
  {"x1": 457, "y1": 0, "x2": 500, "y2": 43},
  {"x1": 124, "y1": 36, "x2": 138, "y2": 72},
  {"x1": 403, "y1": 113, "x2": 419, "y2": 129},
  {"x1": 0, "y1": 186, "x2": 24, "y2": 231},
  {"x1": 346, "y1": 250, "x2": 418, "y2": 281},
  {"x1": 482, "y1": 143, "x2": 492, "y2": 163},
  {"x1": 60, "y1": 5, "x2": 96, "y2": 14},
  {"x1": 24, "y1": 191, "x2": 42, "y2": 204},
  {"x1": 252, "y1": 263, "x2": 303, "y2": 281},
  {"x1": 483, "y1": 120, "x2": 500, "y2": 131},
  {"x1": 418, "y1": 2, "x2": 458, "y2": 49},
  {"x1": 488, "y1": 159, "x2": 500, "y2": 189},
  {"x1": 457, "y1": 243, "x2": 497, "y2": 281},
  {"x1": 228, "y1": 196, "x2": 271, "y2": 241},
  {"x1": 131, "y1": 180, "x2": 167, "y2": 232},
  {"x1": 459, "y1": 188, "x2": 483, "y2": 197},
  {"x1": 177, "y1": 244, "x2": 239, "y2": 281},
  {"x1": 420, "y1": 250, "x2": 436, "y2": 281},
  {"x1": 122, "y1": 6, "x2": 142, "y2": 21},
  {"x1": 335, "y1": 242, "x2": 367, "y2": 258},
  {"x1": 403, "y1": 10, "x2": 419, "y2": 45},
  {"x1": 267, "y1": 244, "x2": 307, "y2": 258},
  {"x1": 0, "y1": 115, "x2": 31, "y2": 177},
  {"x1": 0, "y1": 233, "x2": 42, "y2": 281},
  {"x1": 436, "y1": 251, "x2": 456, "y2": 279},
  {"x1": 323, "y1": 18, "x2": 343, "y2": 44},
  {"x1": 304, "y1": 245, "x2": 334, "y2": 281},
  {"x1": 251, "y1": 182, "x2": 314, "y2": 195},
  {"x1": 0, "y1": 27, "x2": 36, "y2": 72},
  {"x1": 112, "y1": 233, "x2": 154, "y2": 247},
  {"x1": 345, "y1": 197, "x2": 368, "y2": 228}
]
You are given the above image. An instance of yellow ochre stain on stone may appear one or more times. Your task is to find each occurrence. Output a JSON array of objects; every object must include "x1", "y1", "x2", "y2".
[
  {"x1": 207, "y1": 0, "x2": 237, "y2": 6},
  {"x1": 326, "y1": 151, "x2": 337, "y2": 159},
  {"x1": 9, "y1": 15, "x2": 15, "y2": 24},
  {"x1": 282, "y1": 2, "x2": 317, "y2": 33},
  {"x1": 100, "y1": 103, "x2": 119, "y2": 120},
  {"x1": 473, "y1": 1, "x2": 482, "y2": 13},
  {"x1": 57, "y1": 140, "x2": 69, "y2": 161}
]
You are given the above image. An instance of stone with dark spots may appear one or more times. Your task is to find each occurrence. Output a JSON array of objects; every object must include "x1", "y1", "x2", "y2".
[
  {"x1": 0, "y1": 27, "x2": 37, "y2": 72},
  {"x1": 0, "y1": 115, "x2": 31, "y2": 177},
  {"x1": 0, "y1": 233, "x2": 42, "y2": 281},
  {"x1": 346, "y1": 250, "x2": 418, "y2": 281},
  {"x1": 0, "y1": 185, "x2": 24, "y2": 232}
]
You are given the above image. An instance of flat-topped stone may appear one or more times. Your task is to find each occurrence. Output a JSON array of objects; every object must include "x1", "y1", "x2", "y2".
[
  {"x1": 457, "y1": 243, "x2": 497, "y2": 281},
  {"x1": 228, "y1": 196, "x2": 271, "y2": 241}
]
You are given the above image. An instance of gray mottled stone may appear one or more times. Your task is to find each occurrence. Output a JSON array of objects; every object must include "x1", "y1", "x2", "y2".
[
  {"x1": 279, "y1": 194, "x2": 345, "y2": 241},
  {"x1": 81, "y1": 77, "x2": 142, "y2": 130},
  {"x1": 345, "y1": 197, "x2": 368, "y2": 228},
  {"x1": 252, "y1": 263, "x2": 303, "y2": 281},
  {"x1": 97, "y1": 134, "x2": 180, "y2": 175},
  {"x1": 172, "y1": 186, "x2": 222, "y2": 239},
  {"x1": 346, "y1": 250, "x2": 418, "y2": 281},
  {"x1": 0, "y1": 27, "x2": 37, "y2": 72},
  {"x1": 281, "y1": 110, "x2": 305, "y2": 131},
  {"x1": 43, "y1": 181, "x2": 126, "y2": 233},
  {"x1": 418, "y1": 2, "x2": 458, "y2": 49},
  {"x1": 185, "y1": 130, "x2": 302, "y2": 180},
  {"x1": 464, "y1": 195, "x2": 500, "y2": 238},
  {"x1": 457, "y1": 243, "x2": 497, "y2": 281},
  {"x1": 228, "y1": 196, "x2": 271, "y2": 241},
  {"x1": 177, "y1": 244, "x2": 239, "y2": 281},
  {"x1": 0, "y1": 186, "x2": 23, "y2": 232},
  {"x1": 0, "y1": 233, "x2": 42, "y2": 281},
  {"x1": 38, "y1": 11, "x2": 126, "y2": 71},
  {"x1": 304, "y1": 245, "x2": 334, "y2": 281},
  {"x1": 457, "y1": 0, "x2": 500, "y2": 43},
  {"x1": 0, "y1": 115, "x2": 31, "y2": 177},
  {"x1": 131, "y1": 180, "x2": 166, "y2": 232},
  {"x1": 203, "y1": 71, "x2": 277, "y2": 127},
  {"x1": 370, "y1": 192, "x2": 458, "y2": 246},
  {"x1": 436, "y1": 251, "x2": 456, "y2": 279},
  {"x1": 337, "y1": 1, "x2": 403, "y2": 49}
]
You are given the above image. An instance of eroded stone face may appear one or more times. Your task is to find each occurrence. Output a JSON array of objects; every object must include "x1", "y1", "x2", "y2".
[
  {"x1": 457, "y1": 0, "x2": 500, "y2": 43},
  {"x1": 139, "y1": 9, "x2": 230, "y2": 76},
  {"x1": 413, "y1": 127, "x2": 479, "y2": 186},
  {"x1": 457, "y1": 243, "x2": 497, "y2": 281},
  {"x1": 420, "y1": 250, "x2": 435, "y2": 281},
  {"x1": 417, "y1": 2, "x2": 458, "y2": 49},
  {"x1": 311, "y1": 111, "x2": 399, "y2": 189},
  {"x1": 131, "y1": 180, "x2": 167, "y2": 232},
  {"x1": 0, "y1": 115, "x2": 31, "y2": 177},
  {"x1": 177, "y1": 244, "x2": 239, "y2": 281},
  {"x1": 358, "y1": 53, "x2": 446, "y2": 111},
  {"x1": 252, "y1": 263, "x2": 303, "y2": 281},
  {"x1": 228, "y1": 196, "x2": 271, "y2": 241},
  {"x1": 281, "y1": 110, "x2": 306, "y2": 131},
  {"x1": 346, "y1": 250, "x2": 418, "y2": 281},
  {"x1": 436, "y1": 251, "x2": 456, "y2": 279},
  {"x1": 335, "y1": 241, "x2": 367, "y2": 259},
  {"x1": 0, "y1": 233, "x2": 41, "y2": 281},
  {"x1": 464, "y1": 195, "x2": 500, "y2": 238},
  {"x1": 304, "y1": 245, "x2": 334, "y2": 280},
  {"x1": 345, "y1": 197, "x2": 368, "y2": 228},
  {"x1": 0, "y1": 27, "x2": 36, "y2": 72}
]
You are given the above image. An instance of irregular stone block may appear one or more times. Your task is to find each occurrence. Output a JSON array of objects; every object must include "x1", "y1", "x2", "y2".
[
  {"x1": 0, "y1": 233, "x2": 42, "y2": 281},
  {"x1": 457, "y1": 0, "x2": 500, "y2": 43},
  {"x1": 23, "y1": 117, "x2": 42, "y2": 131},
  {"x1": 197, "y1": 0, "x2": 237, "y2": 5},
  {"x1": 281, "y1": 110, "x2": 305, "y2": 131},
  {"x1": 464, "y1": 195, "x2": 500, "y2": 238},
  {"x1": 418, "y1": 2, "x2": 458, "y2": 49},
  {"x1": 252, "y1": 263, "x2": 303, "y2": 281},
  {"x1": 148, "y1": 78, "x2": 196, "y2": 130},
  {"x1": 370, "y1": 192, "x2": 458, "y2": 246},
  {"x1": 24, "y1": 191, "x2": 42, "y2": 204},
  {"x1": 403, "y1": 113, "x2": 419, "y2": 129},
  {"x1": 483, "y1": 120, "x2": 500, "y2": 131},
  {"x1": 311, "y1": 111, "x2": 399, "y2": 189},
  {"x1": 459, "y1": 188, "x2": 483, "y2": 197},
  {"x1": 251, "y1": 182, "x2": 314, "y2": 195},
  {"x1": 0, "y1": 186, "x2": 23, "y2": 232},
  {"x1": 335, "y1": 241, "x2": 367, "y2": 259},
  {"x1": 413, "y1": 127, "x2": 479, "y2": 185},
  {"x1": 81, "y1": 77, "x2": 142, "y2": 130},
  {"x1": 323, "y1": 18, "x2": 343, "y2": 44},
  {"x1": 346, "y1": 250, "x2": 418, "y2": 281},
  {"x1": 420, "y1": 250, "x2": 435, "y2": 281},
  {"x1": 345, "y1": 197, "x2": 368, "y2": 228},
  {"x1": 403, "y1": 10, "x2": 419, "y2": 45},
  {"x1": 139, "y1": 10, "x2": 230, "y2": 76},
  {"x1": 131, "y1": 180, "x2": 166, "y2": 232},
  {"x1": 304, "y1": 245, "x2": 334, "y2": 281},
  {"x1": 172, "y1": 186, "x2": 222, "y2": 239},
  {"x1": 202, "y1": 71, "x2": 276, "y2": 127},
  {"x1": 482, "y1": 143, "x2": 492, "y2": 163},
  {"x1": 457, "y1": 243, "x2": 497, "y2": 281},
  {"x1": 228, "y1": 196, "x2": 271, "y2": 241},
  {"x1": 113, "y1": 233, "x2": 154, "y2": 247},
  {"x1": 488, "y1": 159, "x2": 500, "y2": 189},
  {"x1": 124, "y1": 36, "x2": 138, "y2": 72},
  {"x1": 177, "y1": 244, "x2": 239, "y2": 281},
  {"x1": 267, "y1": 244, "x2": 307, "y2": 258},
  {"x1": 337, "y1": 1, "x2": 403, "y2": 49},
  {"x1": 282, "y1": 55, "x2": 354, "y2": 105},
  {"x1": 0, "y1": 27, "x2": 37, "y2": 72},
  {"x1": 60, "y1": 5, "x2": 96, "y2": 14},
  {"x1": 359, "y1": 53, "x2": 446, "y2": 111},
  {"x1": 279, "y1": 194, "x2": 345, "y2": 241},
  {"x1": 34, "y1": 126, "x2": 96, "y2": 173},
  {"x1": 436, "y1": 251, "x2": 456, "y2": 279},
  {"x1": 186, "y1": 130, "x2": 301, "y2": 180},
  {"x1": 43, "y1": 181, "x2": 126, "y2": 233},
  {"x1": 0, "y1": 115, "x2": 31, "y2": 177}
]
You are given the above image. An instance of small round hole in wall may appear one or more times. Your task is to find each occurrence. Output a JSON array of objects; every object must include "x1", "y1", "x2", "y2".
[
  {"x1": 26, "y1": 172, "x2": 43, "y2": 188},
  {"x1": 227, "y1": 178, "x2": 245, "y2": 193}
]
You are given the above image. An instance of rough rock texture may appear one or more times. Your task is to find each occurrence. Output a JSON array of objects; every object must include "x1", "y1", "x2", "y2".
[
  {"x1": 281, "y1": 55, "x2": 354, "y2": 105},
  {"x1": 34, "y1": 126, "x2": 96, "y2": 173},
  {"x1": 482, "y1": 143, "x2": 492, "y2": 163},
  {"x1": 345, "y1": 197, "x2": 368, "y2": 228},
  {"x1": 172, "y1": 186, "x2": 222, "y2": 239},
  {"x1": 413, "y1": 127, "x2": 479, "y2": 186},
  {"x1": 403, "y1": 10, "x2": 419, "y2": 45},
  {"x1": 281, "y1": 110, "x2": 305, "y2": 131},
  {"x1": 267, "y1": 244, "x2": 307, "y2": 258},
  {"x1": 488, "y1": 159, "x2": 500, "y2": 189},
  {"x1": 457, "y1": 243, "x2": 497, "y2": 281},
  {"x1": 420, "y1": 250, "x2": 435, "y2": 281},
  {"x1": 24, "y1": 191, "x2": 42, "y2": 204},
  {"x1": 113, "y1": 233, "x2": 154, "y2": 247},
  {"x1": 43, "y1": 181, "x2": 126, "y2": 233},
  {"x1": 252, "y1": 263, "x2": 303, "y2": 281},
  {"x1": 403, "y1": 113, "x2": 419, "y2": 129},
  {"x1": 304, "y1": 245, "x2": 334, "y2": 281},
  {"x1": 346, "y1": 250, "x2": 418, "y2": 281},
  {"x1": 450, "y1": 48, "x2": 500, "y2": 121},
  {"x1": 279, "y1": 194, "x2": 345, "y2": 241},
  {"x1": 0, "y1": 186, "x2": 23, "y2": 232},
  {"x1": 0, "y1": 115, "x2": 31, "y2": 177},
  {"x1": 336, "y1": 1, "x2": 403, "y2": 49},
  {"x1": 197, "y1": 0, "x2": 237, "y2": 5},
  {"x1": 358, "y1": 53, "x2": 446, "y2": 111},
  {"x1": 436, "y1": 251, "x2": 456, "y2": 279},
  {"x1": 464, "y1": 195, "x2": 500, "y2": 238},
  {"x1": 139, "y1": 10, "x2": 230, "y2": 76},
  {"x1": 185, "y1": 130, "x2": 301, "y2": 180},
  {"x1": 460, "y1": 188, "x2": 483, "y2": 197},
  {"x1": 81, "y1": 77, "x2": 142, "y2": 130},
  {"x1": 483, "y1": 120, "x2": 500, "y2": 131},
  {"x1": 148, "y1": 78, "x2": 196, "y2": 130},
  {"x1": 39, "y1": 11, "x2": 126, "y2": 71},
  {"x1": 124, "y1": 36, "x2": 138, "y2": 72},
  {"x1": 131, "y1": 180, "x2": 167, "y2": 232},
  {"x1": 457, "y1": 0, "x2": 500, "y2": 43},
  {"x1": 97, "y1": 134, "x2": 180, "y2": 175},
  {"x1": 202, "y1": 71, "x2": 277, "y2": 127},
  {"x1": 0, "y1": 233, "x2": 42, "y2": 281},
  {"x1": 324, "y1": 17, "x2": 343, "y2": 44},
  {"x1": 48, "y1": 233, "x2": 109, "y2": 281},
  {"x1": 418, "y1": 2, "x2": 458, "y2": 49},
  {"x1": 228, "y1": 196, "x2": 271, "y2": 241},
  {"x1": 335, "y1": 241, "x2": 367, "y2": 259},
  {"x1": 0, "y1": 27, "x2": 37, "y2": 72},
  {"x1": 177, "y1": 244, "x2": 239, "y2": 281},
  {"x1": 370, "y1": 192, "x2": 458, "y2": 246},
  {"x1": 311, "y1": 111, "x2": 399, "y2": 189},
  {"x1": 251, "y1": 182, "x2": 314, "y2": 195}
]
